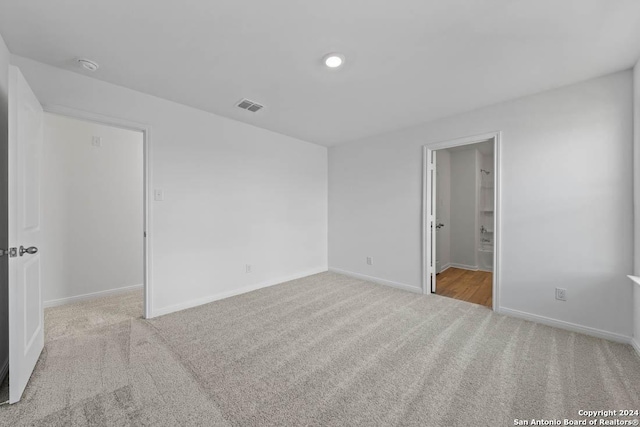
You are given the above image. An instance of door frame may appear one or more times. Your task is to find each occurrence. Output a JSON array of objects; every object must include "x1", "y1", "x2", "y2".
[
  {"x1": 422, "y1": 131, "x2": 501, "y2": 311},
  {"x1": 43, "y1": 105, "x2": 154, "y2": 319}
]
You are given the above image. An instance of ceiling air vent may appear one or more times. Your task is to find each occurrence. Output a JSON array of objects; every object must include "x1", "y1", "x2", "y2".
[{"x1": 236, "y1": 99, "x2": 264, "y2": 113}]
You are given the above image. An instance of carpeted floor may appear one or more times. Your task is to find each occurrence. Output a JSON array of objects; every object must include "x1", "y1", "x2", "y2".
[
  {"x1": 0, "y1": 372, "x2": 7, "y2": 405},
  {"x1": 0, "y1": 272, "x2": 639, "y2": 426}
]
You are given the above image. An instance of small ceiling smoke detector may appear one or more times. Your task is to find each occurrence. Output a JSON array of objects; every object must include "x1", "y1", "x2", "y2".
[
  {"x1": 77, "y1": 58, "x2": 99, "y2": 72},
  {"x1": 236, "y1": 98, "x2": 264, "y2": 113},
  {"x1": 323, "y1": 53, "x2": 345, "y2": 69}
]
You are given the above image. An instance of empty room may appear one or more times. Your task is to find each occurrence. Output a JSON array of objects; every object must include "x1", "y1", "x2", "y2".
[{"x1": 1, "y1": 1, "x2": 640, "y2": 426}]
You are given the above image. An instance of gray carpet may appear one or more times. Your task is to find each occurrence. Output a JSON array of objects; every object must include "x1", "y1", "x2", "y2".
[
  {"x1": 1, "y1": 272, "x2": 639, "y2": 426},
  {"x1": 0, "y1": 371, "x2": 7, "y2": 405}
]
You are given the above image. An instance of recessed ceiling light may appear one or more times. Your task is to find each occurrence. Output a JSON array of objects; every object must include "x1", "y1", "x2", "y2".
[
  {"x1": 77, "y1": 58, "x2": 99, "y2": 72},
  {"x1": 323, "y1": 53, "x2": 345, "y2": 69}
]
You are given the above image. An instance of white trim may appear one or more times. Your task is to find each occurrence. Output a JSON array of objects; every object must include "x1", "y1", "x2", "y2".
[
  {"x1": 152, "y1": 267, "x2": 328, "y2": 317},
  {"x1": 0, "y1": 357, "x2": 8, "y2": 385},
  {"x1": 448, "y1": 263, "x2": 479, "y2": 271},
  {"x1": 627, "y1": 275, "x2": 640, "y2": 287},
  {"x1": 498, "y1": 306, "x2": 632, "y2": 344},
  {"x1": 493, "y1": 134, "x2": 502, "y2": 312},
  {"x1": 329, "y1": 267, "x2": 422, "y2": 294},
  {"x1": 421, "y1": 146, "x2": 429, "y2": 294},
  {"x1": 632, "y1": 338, "x2": 640, "y2": 358},
  {"x1": 44, "y1": 284, "x2": 143, "y2": 308},
  {"x1": 422, "y1": 131, "x2": 502, "y2": 312},
  {"x1": 438, "y1": 263, "x2": 451, "y2": 274},
  {"x1": 626, "y1": 277, "x2": 639, "y2": 357},
  {"x1": 42, "y1": 105, "x2": 154, "y2": 319}
]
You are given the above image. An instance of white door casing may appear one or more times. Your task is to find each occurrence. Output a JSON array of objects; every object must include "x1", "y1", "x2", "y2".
[
  {"x1": 422, "y1": 131, "x2": 501, "y2": 310},
  {"x1": 8, "y1": 66, "x2": 44, "y2": 404},
  {"x1": 424, "y1": 149, "x2": 437, "y2": 294},
  {"x1": 430, "y1": 151, "x2": 437, "y2": 293}
]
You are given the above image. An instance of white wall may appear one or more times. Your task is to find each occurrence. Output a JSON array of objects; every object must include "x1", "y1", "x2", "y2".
[
  {"x1": 633, "y1": 60, "x2": 640, "y2": 351},
  {"x1": 0, "y1": 33, "x2": 9, "y2": 382},
  {"x1": 43, "y1": 113, "x2": 143, "y2": 305},
  {"x1": 11, "y1": 56, "x2": 328, "y2": 317},
  {"x1": 329, "y1": 70, "x2": 634, "y2": 339},
  {"x1": 435, "y1": 150, "x2": 450, "y2": 272},
  {"x1": 449, "y1": 148, "x2": 478, "y2": 269},
  {"x1": 479, "y1": 152, "x2": 495, "y2": 216},
  {"x1": 479, "y1": 151, "x2": 495, "y2": 246}
]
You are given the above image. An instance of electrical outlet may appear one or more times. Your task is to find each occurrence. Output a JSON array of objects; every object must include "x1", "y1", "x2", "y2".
[
  {"x1": 555, "y1": 288, "x2": 567, "y2": 301},
  {"x1": 245, "y1": 264, "x2": 252, "y2": 273},
  {"x1": 366, "y1": 257, "x2": 373, "y2": 265}
]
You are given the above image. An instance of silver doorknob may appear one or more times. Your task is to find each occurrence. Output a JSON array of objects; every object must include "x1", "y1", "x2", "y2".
[{"x1": 19, "y1": 246, "x2": 38, "y2": 256}]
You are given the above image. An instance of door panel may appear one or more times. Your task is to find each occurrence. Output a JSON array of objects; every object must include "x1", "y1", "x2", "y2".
[
  {"x1": 21, "y1": 101, "x2": 40, "y2": 230},
  {"x1": 24, "y1": 258, "x2": 41, "y2": 345},
  {"x1": 8, "y1": 65, "x2": 44, "y2": 404}
]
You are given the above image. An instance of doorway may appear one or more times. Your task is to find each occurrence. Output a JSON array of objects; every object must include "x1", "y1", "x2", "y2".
[
  {"x1": 41, "y1": 112, "x2": 146, "y2": 329},
  {"x1": 423, "y1": 132, "x2": 500, "y2": 310},
  {"x1": 42, "y1": 106, "x2": 153, "y2": 321},
  {"x1": 41, "y1": 113, "x2": 144, "y2": 304}
]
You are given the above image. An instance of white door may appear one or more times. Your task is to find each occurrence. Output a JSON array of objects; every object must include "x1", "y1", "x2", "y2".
[
  {"x1": 8, "y1": 66, "x2": 44, "y2": 404},
  {"x1": 426, "y1": 150, "x2": 437, "y2": 293}
]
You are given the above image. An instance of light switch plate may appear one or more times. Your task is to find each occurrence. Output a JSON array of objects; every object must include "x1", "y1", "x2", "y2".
[
  {"x1": 91, "y1": 136, "x2": 102, "y2": 147},
  {"x1": 154, "y1": 189, "x2": 164, "y2": 201}
]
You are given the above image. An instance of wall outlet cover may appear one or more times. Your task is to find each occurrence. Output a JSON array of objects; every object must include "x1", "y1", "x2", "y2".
[
  {"x1": 91, "y1": 136, "x2": 102, "y2": 147},
  {"x1": 555, "y1": 288, "x2": 567, "y2": 301}
]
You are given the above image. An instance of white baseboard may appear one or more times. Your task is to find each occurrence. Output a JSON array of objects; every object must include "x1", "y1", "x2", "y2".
[
  {"x1": 328, "y1": 267, "x2": 422, "y2": 294},
  {"x1": 44, "y1": 284, "x2": 144, "y2": 308},
  {"x1": 438, "y1": 263, "x2": 451, "y2": 274},
  {"x1": 449, "y1": 263, "x2": 479, "y2": 271},
  {"x1": 151, "y1": 267, "x2": 328, "y2": 318},
  {"x1": 632, "y1": 338, "x2": 640, "y2": 358},
  {"x1": 498, "y1": 306, "x2": 632, "y2": 344},
  {"x1": 0, "y1": 357, "x2": 8, "y2": 385}
]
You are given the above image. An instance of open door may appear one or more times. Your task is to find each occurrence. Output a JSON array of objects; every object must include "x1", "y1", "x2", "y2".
[
  {"x1": 426, "y1": 149, "x2": 437, "y2": 293},
  {"x1": 7, "y1": 66, "x2": 44, "y2": 404}
]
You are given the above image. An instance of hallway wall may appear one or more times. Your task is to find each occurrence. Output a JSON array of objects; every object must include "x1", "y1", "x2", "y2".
[
  {"x1": 42, "y1": 113, "x2": 144, "y2": 305},
  {"x1": 449, "y1": 148, "x2": 478, "y2": 269}
]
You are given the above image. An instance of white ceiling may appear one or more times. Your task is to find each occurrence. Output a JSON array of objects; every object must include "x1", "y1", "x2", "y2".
[{"x1": 1, "y1": 0, "x2": 640, "y2": 147}]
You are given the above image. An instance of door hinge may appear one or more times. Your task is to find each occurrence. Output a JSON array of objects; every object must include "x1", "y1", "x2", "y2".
[{"x1": 1, "y1": 248, "x2": 17, "y2": 257}]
